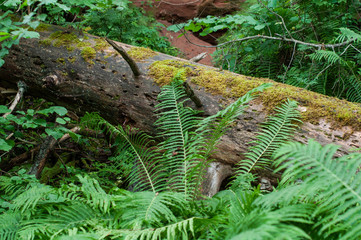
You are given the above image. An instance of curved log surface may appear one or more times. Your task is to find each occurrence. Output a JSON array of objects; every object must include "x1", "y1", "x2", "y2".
[{"x1": 1, "y1": 25, "x2": 361, "y2": 195}]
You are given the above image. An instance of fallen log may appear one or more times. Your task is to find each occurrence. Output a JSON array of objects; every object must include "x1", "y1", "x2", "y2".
[{"x1": 1, "y1": 25, "x2": 361, "y2": 195}]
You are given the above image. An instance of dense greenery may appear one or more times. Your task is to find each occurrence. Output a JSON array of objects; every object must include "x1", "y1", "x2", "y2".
[
  {"x1": 1, "y1": 1, "x2": 361, "y2": 239},
  {"x1": 2, "y1": 76, "x2": 361, "y2": 239},
  {"x1": 172, "y1": 0, "x2": 361, "y2": 102},
  {"x1": 0, "y1": 0, "x2": 177, "y2": 67}
]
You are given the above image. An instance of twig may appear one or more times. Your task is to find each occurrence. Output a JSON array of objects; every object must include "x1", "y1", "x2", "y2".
[
  {"x1": 282, "y1": 42, "x2": 297, "y2": 83},
  {"x1": 105, "y1": 37, "x2": 141, "y2": 77},
  {"x1": 3, "y1": 81, "x2": 27, "y2": 118},
  {"x1": 190, "y1": 52, "x2": 207, "y2": 62},
  {"x1": 179, "y1": 31, "x2": 355, "y2": 49}
]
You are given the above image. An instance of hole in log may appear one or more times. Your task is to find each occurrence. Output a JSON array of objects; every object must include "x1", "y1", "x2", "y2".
[{"x1": 219, "y1": 175, "x2": 233, "y2": 191}]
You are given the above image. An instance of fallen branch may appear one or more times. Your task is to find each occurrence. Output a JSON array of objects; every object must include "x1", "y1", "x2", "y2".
[
  {"x1": 105, "y1": 37, "x2": 141, "y2": 77},
  {"x1": 180, "y1": 31, "x2": 355, "y2": 49},
  {"x1": 3, "y1": 81, "x2": 27, "y2": 118}
]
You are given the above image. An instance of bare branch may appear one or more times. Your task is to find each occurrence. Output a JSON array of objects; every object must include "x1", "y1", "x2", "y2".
[
  {"x1": 179, "y1": 32, "x2": 355, "y2": 49},
  {"x1": 105, "y1": 37, "x2": 141, "y2": 77},
  {"x1": 3, "y1": 81, "x2": 27, "y2": 118}
]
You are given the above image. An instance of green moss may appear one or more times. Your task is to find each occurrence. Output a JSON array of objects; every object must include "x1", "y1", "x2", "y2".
[
  {"x1": 149, "y1": 60, "x2": 361, "y2": 129},
  {"x1": 39, "y1": 38, "x2": 52, "y2": 46},
  {"x1": 94, "y1": 38, "x2": 108, "y2": 51},
  {"x1": 81, "y1": 47, "x2": 96, "y2": 63},
  {"x1": 148, "y1": 60, "x2": 194, "y2": 86},
  {"x1": 49, "y1": 31, "x2": 80, "y2": 50},
  {"x1": 127, "y1": 46, "x2": 157, "y2": 61},
  {"x1": 56, "y1": 58, "x2": 65, "y2": 64},
  {"x1": 77, "y1": 41, "x2": 92, "y2": 48},
  {"x1": 35, "y1": 23, "x2": 50, "y2": 32}
]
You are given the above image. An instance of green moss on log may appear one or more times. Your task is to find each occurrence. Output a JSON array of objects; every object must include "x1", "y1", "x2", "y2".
[{"x1": 149, "y1": 60, "x2": 361, "y2": 129}]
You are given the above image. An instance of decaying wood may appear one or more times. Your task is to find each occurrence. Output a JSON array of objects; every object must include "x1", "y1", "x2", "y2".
[
  {"x1": 1, "y1": 25, "x2": 361, "y2": 195},
  {"x1": 2, "y1": 81, "x2": 26, "y2": 118}
]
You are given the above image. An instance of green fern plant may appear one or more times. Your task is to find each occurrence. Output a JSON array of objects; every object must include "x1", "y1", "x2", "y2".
[
  {"x1": 262, "y1": 139, "x2": 361, "y2": 239},
  {"x1": 81, "y1": 73, "x2": 271, "y2": 200},
  {"x1": 235, "y1": 99, "x2": 301, "y2": 175}
]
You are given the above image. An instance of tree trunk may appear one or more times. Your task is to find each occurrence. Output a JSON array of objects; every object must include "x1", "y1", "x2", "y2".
[{"x1": 1, "y1": 25, "x2": 361, "y2": 195}]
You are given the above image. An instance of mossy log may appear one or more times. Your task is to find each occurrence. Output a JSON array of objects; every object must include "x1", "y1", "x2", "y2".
[{"x1": 1, "y1": 25, "x2": 361, "y2": 195}]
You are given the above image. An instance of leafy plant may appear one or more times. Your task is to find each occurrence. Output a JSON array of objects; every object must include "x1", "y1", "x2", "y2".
[
  {"x1": 0, "y1": 105, "x2": 72, "y2": 161},
  {"x1": 81, "y1": 74, "x2": 271, "y2": 199},
  {"x1": 171, "y1": 0, "x2": 361, "y2": 103},
  {"x1": 236, "y1": 99, "x2": 301, "y2": 174}
]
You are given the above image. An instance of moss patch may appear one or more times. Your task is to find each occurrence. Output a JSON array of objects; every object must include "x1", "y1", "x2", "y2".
[
  {"x1": 77, "y1": 41, "x2": 92, "y2": 48},
  {"x1": 48, "y1": 31, "x2": 80, "y2": 50},
  {"x1": 127, "y1": 46, "x2": 157, "y2": 61},
  {"x1": 39, "y1": 38, "x2": 52, "y2": 46},
  {"x1": 35, "y1": 23, "x2": 50, "y2": 32},
  {"x1": 94, "y1": 38, "x2": 108, "y2": 51},
  {"x1": 149, "y1": 60, "x2": 361, "y2": 129},
  {"x1": 56, "y1": 58, "x2": 65, "y2": 64},
  {"x1": 81, "y1": 47, "x2": 96, "y2": 63}
]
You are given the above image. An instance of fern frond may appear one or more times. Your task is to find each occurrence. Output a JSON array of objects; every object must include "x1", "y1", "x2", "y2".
[
  {"x1": 309, "y1": 50, "x2": 344, "y2": 65},
  {"x1": 274, "y1": 139, "x2": 361, "y2": 239},
  {"x1": 236, "y1": 99, "x2": 301, "y2": 174},
  {"x1": 12, "y1": 183, "x2": 54, "y2": 213},
  {"x1": 220, "y1": 188, "x2": 311, "y2": 240},
  {"x1": 82, "y1": 113, "x2": 163, "y2": 193},
  {"x1": 337, "y1": 28, "x2": 361, "y2": 43},
  {"x1": 77, "y1": 175, "x2": 115, "y2": 213},
  {"x1": 155, "y1": 78, "x2": 202, "y2": 198},
  {"x1": 197, "y1": 83, "x2": 272, "y2": 159},
  {"x1": 0, "y1": 212, "x2": 21, "y2": 240},
  {"x1": 109, "y1": 217, "x2": 196, "y2": 240},
  {"x1": 121, "y1": 191, "x2": 185, "y2": 229},
  {"x1": 20, "y1": 203, "x2": 98, "y2": 239},
  {"x1": 345, "y1": 74, "x2": 361, "y2": 103},
  {"x1": 225, "y1": 206, "x2": 311, "y2": 240}
]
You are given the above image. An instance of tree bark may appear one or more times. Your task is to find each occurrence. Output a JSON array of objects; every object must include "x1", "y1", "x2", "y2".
[{"x1": 1, "y1": 25, "x2": 361, "y2": 195}]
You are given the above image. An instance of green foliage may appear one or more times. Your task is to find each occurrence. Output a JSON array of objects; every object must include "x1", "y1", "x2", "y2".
[
  {"x1": 81, "y1": 74, "x2": 270, "y2": 199},
  {"x1": 0, "y1": 0, "x2": 178, "y2": 66},
  {"x1": 2, "y1": 83, "x2": 361, "y2": 239},
  {"x1": 0, "y1": 105, "x2": 72, "y2": 161},
  {"x1": 235, "y1": 99, "x2": 301, "y2": 174},
  {"x1": 172, "y1": 0, "x2": 361, "y2": 103},
  {"x1": 272, "y1": 139, "x2": 361, "y2": 239},
  {"x1": 84, "y1": 6, "x2": 178, "y2": 55}
]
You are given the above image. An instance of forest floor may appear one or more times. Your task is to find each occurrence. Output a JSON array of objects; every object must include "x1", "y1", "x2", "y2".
[{"x1": 157, "y1": 20, "x2": 216, "y2": 66}]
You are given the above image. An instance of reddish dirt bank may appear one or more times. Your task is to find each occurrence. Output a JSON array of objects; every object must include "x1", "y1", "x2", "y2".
[
  {"x1": 131, "y1": 0, "x2": 244, "y2": 66},
  {"x1": 158, "y1": 20, "x2": 215, "y2": 66}
]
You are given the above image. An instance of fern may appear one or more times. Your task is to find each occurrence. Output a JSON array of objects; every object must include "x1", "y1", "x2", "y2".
[
  {"x1": 337, "y1": 28, "x2": 361, "y2": 43},
  {"x1": 309, "y1": 50, "x2": 344, "y2": 65},
  {"x1": 273, "y1": 139, "x2": 361, "y2": 239},
  {"x1": 81, "y1": 113, "x2": 164, "y2": 193},
  {"x1": 108, "y1": 217, "x2": 197, "y2": 240},
  {"x1": 154, "y1": 77, "x2": 202, "y2": 198},
  {"x1": 345, "y1": 73, "x2": 361, "y2": 103},
  {"x1": 0, "y1": 212, "x2": 21, "y2": 240},
  {"x1": 235, "y1": 99, "x2": 301, "y2": 175},
  {"x1": 77, "y1": 175, "x2": 115, "y2": 213},
  {"x1": 120, "y1": 191, "x2": 185, "y2": 229}
]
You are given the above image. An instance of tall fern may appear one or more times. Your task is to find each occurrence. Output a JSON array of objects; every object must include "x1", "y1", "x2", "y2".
[
  {"x1": 154, "y1": 76, "x2": 203, "y2": 198},
  {"x1": 235, "y1": 99, "x2": 301, "y2": 175},
  {"x1": 272, "y1": 139, "x2": 361, "y2": 239}
]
